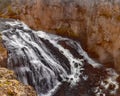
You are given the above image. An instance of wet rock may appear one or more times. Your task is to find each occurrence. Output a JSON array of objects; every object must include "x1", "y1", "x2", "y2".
[
  {"x1": 24, "y1": 0, "x2": 120, "y2": 73},
  {"x1": 0, "y1": 19, "x2": 37, "y2": 95},
  {"x1": 0, "y1": 18, "x2": 15, "y2": 67},
  {"x1": 0, "y1": 18, "x2": 119, "y2": 96},
  {"x1": 0, "y1": 0, "x2": 119, "y2": 72},
  {"x1": 0, "y1": 34, "x2": 7, "y2": 67}
]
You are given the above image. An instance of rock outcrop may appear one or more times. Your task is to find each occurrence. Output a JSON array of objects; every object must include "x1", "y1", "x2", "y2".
[
  {"x1": 0, "y1": 18, "x2": 13, "y2": 67},
  {"x1": 0, "y1": 0, "x2": 120, "y2": 72},
  {"x1": 0, "y1": 34, "x2": 7, "y2": 67},
  {"x1": 0, "y1": 19, "x2": 37, "y2": 96},
  {"x1": 0, "y1": 67, "x2": 37, "y2": 96}
]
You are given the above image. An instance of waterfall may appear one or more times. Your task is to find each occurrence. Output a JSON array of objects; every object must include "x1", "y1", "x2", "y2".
[{"x1": 1, "y1": 20, "x2": 119, "y2": 96}]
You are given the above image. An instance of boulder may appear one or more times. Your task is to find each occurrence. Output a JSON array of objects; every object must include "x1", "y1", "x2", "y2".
[{"x1": 0, "y1": 67, "x2": 37, "y2": 96}]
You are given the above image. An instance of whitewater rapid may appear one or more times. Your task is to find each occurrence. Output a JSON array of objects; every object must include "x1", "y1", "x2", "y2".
[{"x1": 1, "y1": 20, "x2": 119, "y2": 96}]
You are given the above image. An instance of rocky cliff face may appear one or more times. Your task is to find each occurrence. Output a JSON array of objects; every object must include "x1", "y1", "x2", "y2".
[
  {"x1": 0, "y1": 35, "x2": 7, "y2": 67},
  {"x1": 0, "y1": 0, "x2": 120, "y2": 72},
  {"x1": 0, "y1": 19, "x2": 37, "y2": 96}
]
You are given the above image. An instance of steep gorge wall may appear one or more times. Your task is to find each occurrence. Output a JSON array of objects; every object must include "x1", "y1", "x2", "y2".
[{"x1": 0, "y1": 0, "x2": 120, "y2": 72}]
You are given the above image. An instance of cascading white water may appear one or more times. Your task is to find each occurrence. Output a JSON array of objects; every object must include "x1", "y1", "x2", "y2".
[{"x1": 1, "y1": 20, "x2": 119, "y2": 96}]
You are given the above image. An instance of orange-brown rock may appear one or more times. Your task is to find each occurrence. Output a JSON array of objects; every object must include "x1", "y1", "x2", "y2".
[
  {"x1": 0, "y1": 35, "x2": 7, "y2": 67},
  {"x1": 0, "y1": 0, "x2": 120, "y2": 72},
  {"x1": 0, "y1": 67, "x2": 37, "y2": 96},
  {"x1": 87, "y1": 2, "x2": 120, "y2": 72}
]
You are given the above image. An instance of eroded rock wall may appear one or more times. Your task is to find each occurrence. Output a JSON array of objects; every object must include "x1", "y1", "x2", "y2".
[
  {"x1": 0, "y1": 34, "x2": 7, "y2": 67},
  {"x1": 0, "y1": 0, "x2": 120, "y2": 72}
]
